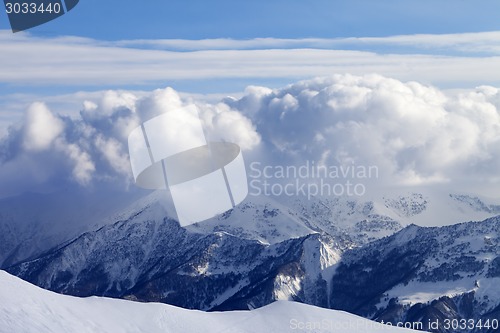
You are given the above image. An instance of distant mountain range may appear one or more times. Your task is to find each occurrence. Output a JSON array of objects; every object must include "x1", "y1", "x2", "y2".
[{"x1": 1, "y1": 190, "x2": 500, "y2": 332}]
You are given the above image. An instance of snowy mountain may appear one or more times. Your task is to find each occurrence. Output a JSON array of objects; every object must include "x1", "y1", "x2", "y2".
[
  {"x1": 2, "y1": 189, "x2": 500, "y2": 333},
  {"x1": 6, "y1": 198, "x2": 347, "y2": 311},
  {"x1": 1, "y1": 185, "x2": 498, "y2": 269},
  {"x1": 0, "y1": 270, "x2": 423, "y2": 333},
  {"x1": 380, "y1": 190, "x2": 500, "y2": 228},
  {"x1": 1, "y1": 189, "x2": 406, "y2": 310},
  {"x1": 330, "y1": 218, "x2": 500, "y2": 333}
]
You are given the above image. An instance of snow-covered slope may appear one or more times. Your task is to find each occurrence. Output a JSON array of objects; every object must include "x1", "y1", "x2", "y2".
[
  {"x1": 7, "y1": 199, "x2": 348, "y2": 311},
  {"x1": 0, "y1": 270, "x2": 423, "y2": 333},
  {"x1": 2, "y1": 186, "x2": 500, "y2": 333},
  {"x1": 330, "y1": 217, "x2": 500, "y2": 333},
  {"x1": 191, "y1": 188, "x2": 500, "y2": 247},
  {"x1": 5, "y1": 188, "x2": 500, "y2": 315},
  {"x1": 376, "y1": 189, "x2": 500, "y2": 228}
]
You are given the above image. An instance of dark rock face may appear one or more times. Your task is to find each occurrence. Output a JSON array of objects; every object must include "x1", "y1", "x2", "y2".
[
  {"x1": 329, "y1": 218, "x2": 500, "y2": 332},
  {"x1": 6, "y1": 203, "x2": 346, "y2": 311},
  {"x1": 5, "y1": 199, "x2": 500, "y2": 333}
]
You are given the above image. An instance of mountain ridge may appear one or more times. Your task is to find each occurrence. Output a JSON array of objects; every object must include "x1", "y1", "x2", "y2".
[
  {"x1": 2, "y1": 190, "x2": 500, "y2": 333},
  {"x1": 0, "y1": 270, "x2": 425, "y2": 333}
]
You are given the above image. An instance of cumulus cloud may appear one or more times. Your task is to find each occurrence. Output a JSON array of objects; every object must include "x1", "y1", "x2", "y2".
[
  {"x1": 198, "y1": 102, "x2": 261, "y2": 151},
  {"x1": 230, "y1": 74, "x2": 500, "y2": 193},
  {"x1": 1, "y1": 75, "x2": 500, "y2": 199},
  {"x1": 57, "y1": 141, "x2": 96, "y2": 186},
  {"x1": 0, "y1": 88, "x2": 260, "y2": 198},
  {"x1": 23, "y1": 103, "x2": 64, "y2": 151},
  {"x1": 1, "y1": 31, "x2": 500, "y2": 88}
]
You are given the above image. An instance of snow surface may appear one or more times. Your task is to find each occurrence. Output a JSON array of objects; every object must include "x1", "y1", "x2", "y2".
[
  {"x1": 0, "y1": 271, "x2": 424, "y2": 333},
  {"x1": 375, "y1": 187, "x2": 500, "y2": 227},
  {"x1": 382, "y1": 279, "x2": 477, "y2": 306}
]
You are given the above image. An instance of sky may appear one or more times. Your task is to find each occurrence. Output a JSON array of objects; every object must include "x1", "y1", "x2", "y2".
[
  {"x1": 1, "y1": 1, "x2": 500, "y2": 203},
  {"x1": 1, "y1": 0, "x2": 500, "y2": 93},
  {"x1": 2, "y1": 0, "x2": 500, "y2": 40},
  {"x1": 0, "y1": 0, "x2": 500, "y2": 97}
]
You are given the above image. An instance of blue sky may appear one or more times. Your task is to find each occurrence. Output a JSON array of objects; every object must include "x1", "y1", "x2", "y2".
[
  {"x1": 2, "y1": 0, "x2": 500, "y2": 39},
  {"x1": 2, "y1": 1, "x2": 500, "y2": 201},
  {"x1": 2, "y1": 0, "x2": 500, "y2": 130}
]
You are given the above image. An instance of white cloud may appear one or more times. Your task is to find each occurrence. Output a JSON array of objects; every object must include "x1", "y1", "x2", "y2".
[
  {"x1": 136, "y1": 87, "x2": 184, "y2": 122},
  {"x1": 58, "y1": 141, "x2": 96, "y2": 186},
  {"x1": 0, "y1": 87, "x2": 260, "y2": 198},
  {"x1": 94, "y1": 135, "x2": 130, "y2": 177},
  {"x1": 352, "y1": 31, "x2": 500, "y2": 54},
  {"x1": 234, "y1": 74, "x2": 500, "y2": 192},
  {"x1": 113, "y1": 32, "x2": 500, "y2": 55},
  {"x1": 200, "y1": 103, "x2": 261, "y2": 151},
  {"x1": 1, "y1": 31, "x2": 500, "y2": 88},
  {"x1": 1, "y1": 76, "x2": 500, "y2": 199},
  {"x1": 23, "y1": 103, "x2": 64, "y2": 151}
]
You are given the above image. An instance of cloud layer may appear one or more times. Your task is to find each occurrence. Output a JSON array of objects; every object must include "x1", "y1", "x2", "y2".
[
  {"x1": 235, "y1": 75, "x2": 500, "y2": 194},
  {"x1": 0, "y1": 88, "x2": 259, "y2": 198},
  {"x1": 1, "y1": 31, "x2": 500, "y2": 88},
  {"x1": 115, "y1": 32, "x2": 500, "y2": 55},
  {"x1": 1, "y1": 75, "x2": 500, "y2": 199}
]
